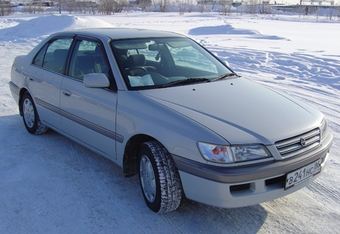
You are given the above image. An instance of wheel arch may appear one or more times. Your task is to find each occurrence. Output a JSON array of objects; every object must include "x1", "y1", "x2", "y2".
[
  {"x1": 18, "y1": 88, "x2": 29, "y2": 116},
  {"x1": 122, "y1": 134, "x2": 157, "y2": 177}
]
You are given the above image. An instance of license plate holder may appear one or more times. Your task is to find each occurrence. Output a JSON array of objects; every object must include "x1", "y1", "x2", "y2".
[{"x1": 285, "y1": 159, "x2": 322, "y2": 190}]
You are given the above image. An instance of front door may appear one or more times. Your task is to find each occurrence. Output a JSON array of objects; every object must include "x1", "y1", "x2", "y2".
[{"x1": 60, "y1": 37, "x2": 118, "y2": 159}]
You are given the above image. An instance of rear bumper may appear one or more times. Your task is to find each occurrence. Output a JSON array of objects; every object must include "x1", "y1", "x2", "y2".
[
  {"x1": 9, "y1": 81, "x2": 20, "y2": 105},
  {"x1": 173, "y1": 132, "x2": 333, "y2": 208}
]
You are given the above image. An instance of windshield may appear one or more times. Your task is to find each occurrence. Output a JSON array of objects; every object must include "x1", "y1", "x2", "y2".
[{"x1": 110, "y1": 37, "x2": 235, "y2": 90}]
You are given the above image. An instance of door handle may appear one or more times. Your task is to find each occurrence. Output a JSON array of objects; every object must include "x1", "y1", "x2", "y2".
[{"x1": 62, "y1": 90, "x2": 71, "y2": 96}]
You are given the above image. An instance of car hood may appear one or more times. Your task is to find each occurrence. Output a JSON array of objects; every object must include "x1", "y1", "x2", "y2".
[{"x1": 138, "y1": 78, "x2": 323, "y2": 145}]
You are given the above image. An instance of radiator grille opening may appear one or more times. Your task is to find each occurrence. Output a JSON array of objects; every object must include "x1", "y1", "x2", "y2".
[{"x1": 275, "y1": 128, "x2": 320, "y2": 158}]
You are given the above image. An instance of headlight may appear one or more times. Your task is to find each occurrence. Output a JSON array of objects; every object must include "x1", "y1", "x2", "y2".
[
  {"x1": 198, "y1": 142, "x2": 271, "y2": 164},
  {"x1": 320, "y1": 118, "x2": 328, "y2": 139}
]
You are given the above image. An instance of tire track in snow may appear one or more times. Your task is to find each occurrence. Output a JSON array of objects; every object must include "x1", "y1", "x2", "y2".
[
  {"x1": 0, "y1": 130, "x2": 60, "y2": 233},
  {"x1": 67, "y1": 142, "x2": 116, "y2": 229},
  {"x1": 205, "y1": 45, "x2": 340, "y2": 90},
  {"x1": 66, "y1": 140, "x2": 149, "y2": 232},
  {"x1": 160, "y1": 200, "x2": 267, "y2": 233},
  {"x1": 261, "y1": 194, "x2": 340, "y2": 234},
  {"x1": 0, "y1": 163, "x2": 60, "y2": 233},
  {"x1": 307, "y1": 179, "x2": 340, "y2": 211}
]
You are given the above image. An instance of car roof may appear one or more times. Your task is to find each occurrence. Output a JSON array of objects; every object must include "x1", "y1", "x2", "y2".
[{"x1": 58, "y1": 28, "x2": 186, "y2": 41}]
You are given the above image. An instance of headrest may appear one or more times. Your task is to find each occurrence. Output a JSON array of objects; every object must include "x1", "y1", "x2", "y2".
[
  {"x1": 126, "y1": 54, "x2": 146, "y2": 67},
  {"x1": 76, "y1": 56, "x2": 95, "y2": 70},
  {"x1": 53, "y1": 49, "x2": 68, "y2": 59}
]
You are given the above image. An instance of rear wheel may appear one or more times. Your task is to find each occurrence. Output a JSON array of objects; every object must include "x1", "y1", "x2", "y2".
[
  {"x1": 21, "y1": 92, "x2": 48, "y2": 135},
  {"x1": 138, "y1": 141, "x2": 182, "y2": 213}
]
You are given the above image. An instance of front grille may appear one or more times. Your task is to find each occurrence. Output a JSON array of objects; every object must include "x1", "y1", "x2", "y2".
[{"x1": 275, "y1": 128, "x2": 320, "y2": 158}]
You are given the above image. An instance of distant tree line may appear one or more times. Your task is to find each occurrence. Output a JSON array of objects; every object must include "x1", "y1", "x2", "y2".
[
  {"x1": 1, "y1": 0, "x2": 339, "y2": 20},
  {"x1": 0, "y1": 0, "x2": 14, "y2": 16}
]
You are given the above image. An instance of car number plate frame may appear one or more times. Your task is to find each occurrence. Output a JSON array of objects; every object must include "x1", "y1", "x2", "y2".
[{"x1": 285, "y1": 159, "x2": 322, "y2": 190}]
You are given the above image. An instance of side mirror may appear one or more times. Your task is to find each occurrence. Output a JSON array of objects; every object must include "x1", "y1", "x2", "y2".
[{"x1": 83, "y1": 73, "x2": 110, "y2": 88}]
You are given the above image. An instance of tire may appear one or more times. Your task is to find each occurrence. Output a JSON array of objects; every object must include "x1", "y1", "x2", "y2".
[
  {"x1": 138, "y1": 141, "x2": 182, "y2": 214},
  {"x1": 21, "y1": 92, "x2": 48, "y2": 135}
]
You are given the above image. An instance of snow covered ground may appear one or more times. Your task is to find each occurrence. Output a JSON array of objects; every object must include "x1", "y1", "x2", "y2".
[{"x1": 0, "y1": 11, "x2": 339, "y2": 233}]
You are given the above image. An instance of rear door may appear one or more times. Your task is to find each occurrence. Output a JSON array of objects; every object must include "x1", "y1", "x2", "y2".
[
  {"x1": 28, "y1": 36, "x2": 73, "y2": 131},
  {"x1": 60, "y1": 36, "x2": 118, "y2": 159}
]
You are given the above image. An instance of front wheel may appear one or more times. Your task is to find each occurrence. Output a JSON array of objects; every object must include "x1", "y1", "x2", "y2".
[
  {"x1": 20, "y1": 92, "x2": 48, "y2": 135},
  {"x1": 138, "y1": 141, "x2": 182, "y2": 213}
]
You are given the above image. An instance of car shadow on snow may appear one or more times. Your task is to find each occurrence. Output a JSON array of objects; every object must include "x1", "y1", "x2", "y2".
[
  {"x1": 0, "y1": 114, "x2": 267, "y2": 233},
  {"x1": 169, "y1": 199, "x2": 267, "y2": 233}
]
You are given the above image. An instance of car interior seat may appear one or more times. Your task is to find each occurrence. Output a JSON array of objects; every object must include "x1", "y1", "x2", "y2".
[{"x1": 74, "y1": 56, "x2": 96, "y2": 79}]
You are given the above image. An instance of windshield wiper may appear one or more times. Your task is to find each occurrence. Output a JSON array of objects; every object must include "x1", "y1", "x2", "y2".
[
  {"x1": 161, "y1": 78, "x2": 210, "y2": 88},
  {"x1": 211, "y1": 73, "x2": 238, "y2": 82}
]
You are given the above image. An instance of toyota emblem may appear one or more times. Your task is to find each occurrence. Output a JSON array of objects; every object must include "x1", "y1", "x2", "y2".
[{"x1": 300, "y1": 138, "x2": 306, "y2": 147}]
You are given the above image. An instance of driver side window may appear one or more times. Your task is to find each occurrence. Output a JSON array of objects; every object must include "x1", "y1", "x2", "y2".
[{"x1": 69, "y1": 40, "x2": 110, "y2": 80}]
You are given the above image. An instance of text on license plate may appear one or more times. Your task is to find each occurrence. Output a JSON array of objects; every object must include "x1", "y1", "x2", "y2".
[{"x1": 285, "y1": 159, "x2": 322, "y2": 190}]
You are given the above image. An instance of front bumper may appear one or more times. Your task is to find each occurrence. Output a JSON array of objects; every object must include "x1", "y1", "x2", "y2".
[{"x1": 173, "y1": 132, "x2": 333, "y2": 208}]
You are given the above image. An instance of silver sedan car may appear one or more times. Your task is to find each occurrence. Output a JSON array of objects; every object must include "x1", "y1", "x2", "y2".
[{"x1": 9, "y1": 28, "x2": 333, "y2": 213}]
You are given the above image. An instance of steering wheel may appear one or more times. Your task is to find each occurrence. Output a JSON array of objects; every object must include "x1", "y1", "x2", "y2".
[{"x1": 127, "y1": 66, "x2": 147, "y2": 76}]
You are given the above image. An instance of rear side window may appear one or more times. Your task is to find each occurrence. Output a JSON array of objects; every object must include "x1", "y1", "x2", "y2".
[
  {"x1": 33, "y1": 44, "x2": 48, "y2": 67},
  {"x1": 33, "y1": 38, "x2": 73, "y2": 74}
]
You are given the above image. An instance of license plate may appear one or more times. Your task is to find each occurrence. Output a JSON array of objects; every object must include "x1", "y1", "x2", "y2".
[{"x1": 285, "y1": 159, "x2": 322, "y2": 190}]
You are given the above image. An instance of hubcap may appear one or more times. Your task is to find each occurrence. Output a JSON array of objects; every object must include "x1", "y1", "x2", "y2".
[
  {"x1": 140, "y1": 155, "x2": 156, "y2": 203},
  {"x1": 23, "y1": 98, "x2": 35, "y2": 128}
]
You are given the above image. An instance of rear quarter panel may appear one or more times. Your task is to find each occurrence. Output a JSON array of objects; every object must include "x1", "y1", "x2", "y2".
[{"x1": 10, "y1": 55, "x2": 31, "y2": 103}]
